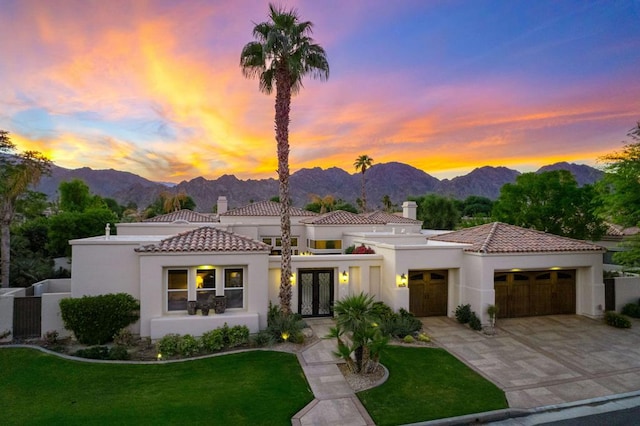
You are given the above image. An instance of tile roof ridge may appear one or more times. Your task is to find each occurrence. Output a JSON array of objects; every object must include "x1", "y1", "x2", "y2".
[{"x1": 479, "y1": 221, "x2": 500, "y2": 253}]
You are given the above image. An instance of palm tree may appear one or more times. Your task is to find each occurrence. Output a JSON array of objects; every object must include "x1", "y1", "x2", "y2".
[
  {"x1": 241, "y1": 4, "x2": 329, "y2": 314},
  {"x1": 0, "y1": 131, "x2": 51, "y2": 287},
  {"x1": 354, "y1": 155, "x2": 373, "y2": 212},
  {"x1": 382, "y1": 194, "x2": 393, "y2": 212}
]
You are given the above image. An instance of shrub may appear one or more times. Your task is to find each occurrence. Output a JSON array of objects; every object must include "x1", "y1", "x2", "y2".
[
  {"x1": 345, "y1": 245, "x2": 355, "y2": 254},
  {"x1": 352, "y1": 244, "x2": 375, "y2": 254},
  {"x1": 113, "y1": 328, "x2": 135, "y2": 347},
  {"x1": 621, "y1": 303, "x2": 640, "y2": 318},
  {"x1": 403, "y1": 335, "x2": 415, "y2": 343},
  {"x1": 59, "y1": 293, "x2": 140, "y2": 345},
  {"x1": 156, "y1": 334, "x2": 181, "y2": 357},
  {"x1": 417, "y1": 333, "x2": 431, "y2": 342},
  {"x1": 44, "y1": 330, "x2": 59, "y2": 345},
  {"x1": 74, "y1": 346, "x2": 110, "y2": 359},
  {"x1": 455, "y1": 304, "x2": 472, "y2": 324},
  {"x1": 251, "y1": 330, "x2": 276, "y2": 347},
  {"x1": 604, "y1": 311, "x2": 632, "y2": 328},
  {"x1": 178, "y1": 334, "x2": 201, "y2": 357},
  {"x1": 469, "y1": 312, "x2": 482, "y2": 331},
  {"x1": 227, "y1": 325, "x2": 250, "y2": 348},
  {"x1": 108, "y1": 345, "x2": 131, "y2": 360},
  {"x1": 267, "y1": 303, "x2": 305, "y2": 343},
  {"x1": 200, "y1": 328, "x2": 225, "y2": 352}
]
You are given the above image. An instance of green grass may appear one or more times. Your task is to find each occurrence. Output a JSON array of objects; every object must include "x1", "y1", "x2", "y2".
[
  {"x1": 358, "y1": 346, "x2": 508, "y2": 425},
  {"x1": 0, "y1": 348, "x2": 312, "y2": 425}
]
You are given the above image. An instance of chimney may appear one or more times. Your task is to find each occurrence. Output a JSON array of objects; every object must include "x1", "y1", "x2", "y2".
[
  {"x1": 217, "y1": 196, "x2": 228, "y2": 214},
  {"x1": 402, "y1": 201, "x2": 417, "y2": 220}
]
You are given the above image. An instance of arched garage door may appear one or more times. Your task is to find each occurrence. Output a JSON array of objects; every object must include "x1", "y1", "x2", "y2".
[{"x1": 494, "y1": 270, "x2": 576, "y2": 318}]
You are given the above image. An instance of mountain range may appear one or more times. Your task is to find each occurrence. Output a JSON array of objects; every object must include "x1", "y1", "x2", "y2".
[{"x1": 34, "y1": 161, "x2": 604, "y2": 213}]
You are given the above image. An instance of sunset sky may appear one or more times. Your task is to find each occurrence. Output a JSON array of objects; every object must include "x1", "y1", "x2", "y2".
[{"x1": 1, "y1": 0, "x2": 639, "y2": 183}]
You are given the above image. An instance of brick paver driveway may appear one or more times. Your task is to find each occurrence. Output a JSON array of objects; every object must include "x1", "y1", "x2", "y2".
[{"x1": 421, "y1": 315, "x2": 640, "y2": 409}]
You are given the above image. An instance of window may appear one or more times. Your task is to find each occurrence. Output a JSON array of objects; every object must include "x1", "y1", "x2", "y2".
[
  {"x1": 167, "y1": 270, "x2": 188, "y2": 311},
  {"x1": 225, "y1": 268, "x2": 244, "y2": 308},
  {"x1": 196, "y1": 269, "x2": 216, "y2": 304},
  {"x1": 262, "y1": 236, "x2": 299, "y2": 255},
  {"x1": 308, "y1": 239, "x2": 342, "y2": 250}
]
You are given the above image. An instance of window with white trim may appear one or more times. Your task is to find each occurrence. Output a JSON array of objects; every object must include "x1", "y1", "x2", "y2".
[
  {"x1": 224, "y1": 268, "x2": 244, "y2": 309},
  {"x1": 167, "y1": 269, "x2": 188, "y2": 311}
]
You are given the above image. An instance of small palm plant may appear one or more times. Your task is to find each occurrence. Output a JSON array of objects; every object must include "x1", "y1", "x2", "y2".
[{"x1": 330, "y1": 292, "x2": 388, "y2": 374}]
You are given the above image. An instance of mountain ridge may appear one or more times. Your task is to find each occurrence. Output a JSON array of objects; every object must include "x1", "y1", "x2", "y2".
[{"x1": 34, "y1": 161, "x2": 604, "y2": 212}]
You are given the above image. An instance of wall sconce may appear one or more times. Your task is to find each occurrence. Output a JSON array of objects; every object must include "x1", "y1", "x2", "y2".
[
  {"x1": 290, "y1": 273, "x2": 296, "y2": 286},
  {"x1": 340, "y1": 270, "x2": 349, "y2": 284},
  {"x1": 398, "y1": 273, "x2": 407, "y2": 287}
]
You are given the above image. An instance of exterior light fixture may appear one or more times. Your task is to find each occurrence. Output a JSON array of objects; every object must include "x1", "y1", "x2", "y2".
[
  {"x1": 157, "y1": 353, "x2": 163, "y2": 361},
  {"x1": 290, "y1": 273, "x2": 295, "y2": 285},
  {"x1": 281, "y1": 332, "x2": 290, "y2": 341},
  {"x1": 341, "y1": 270, "x2": 349, "y2": 283},
  {"x1": 399, "y1": 273, "x2": 407, "y2": 287}
]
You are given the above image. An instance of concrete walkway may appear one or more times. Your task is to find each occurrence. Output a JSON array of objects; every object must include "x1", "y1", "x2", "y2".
[{"x1": 292, "y1": 318, "x2": 375, "y2": 426}]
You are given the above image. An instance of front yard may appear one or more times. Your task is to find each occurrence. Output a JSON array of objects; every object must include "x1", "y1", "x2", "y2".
[
  {"x1": 0, "y1": 348, "x2": 312, "y2": 425},
  {"x1": 358, "y1": 346, "x2": 508, "y2": 425}
]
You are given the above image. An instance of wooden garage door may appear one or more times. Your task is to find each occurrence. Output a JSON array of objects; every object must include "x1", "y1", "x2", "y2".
[
  {"x1": 494, "y1": 270, "x2": 575, "y2": 318},
  {"x1": 409, "y1": 270, "x2": 448, "y2": 316}
]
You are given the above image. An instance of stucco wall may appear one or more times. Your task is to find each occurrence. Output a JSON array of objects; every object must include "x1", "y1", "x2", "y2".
[
  {"x1": 41, "y1": 293, "x2": 72, "y2": 338},
  {"x1": 70, "y1": 240, "x2": 143, "y2": 299},
  {"x1": 0, "y1": 296, "x2": 13, "y2": 342},
  {"x1": 614, "y1": 276, "x2": 640, "y2": 311},
  {"x1": 138, "y1": 251, "x2": 269, "y2": 337}
]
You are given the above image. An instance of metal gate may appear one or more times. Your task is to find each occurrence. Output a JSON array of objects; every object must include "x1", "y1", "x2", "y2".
[{"x1": 13, "y1": 297, "x2": 41, "y2": 339}]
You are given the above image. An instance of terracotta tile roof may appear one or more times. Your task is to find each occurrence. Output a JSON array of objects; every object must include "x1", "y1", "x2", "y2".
[
  {"x1": 428, "y1": 222, "x2": 604, "y2": 253},
  {"x1": 143, "y1": 209, "x2": 215, "y2": 223},
  {"x1": 605, "y1": 223, "x2": 640, "y2": 237},
  {"x1": 361, "y1": 211, "x2": 422, "y2": 225},
  {"x1": 135, "y1": 227, "x2": 271, "y2": 253},
  {"x1": 301, "y1": 210, "x2": 385, "y2": 225},
  {"x1": 220, "y1": 200, "x2": 317, "y2": 217}
]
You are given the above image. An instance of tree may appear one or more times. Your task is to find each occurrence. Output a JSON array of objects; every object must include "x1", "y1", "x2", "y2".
[
  {"x1": 354, "y1": 154, "x2": 373, "y2": 212},
  {"x1": 59, "y1": 179, "x2": 94, "y2": 212},
  {"x1": 492, "y1": 170, "x2": 605, "y2": 240},
  {"x1": 412, "y1": 194, "x2": 460, "y2": 230},
  {"x1": 241, "y1": 4, "x2": 329, "y2": 313},
  {"x1": 0, "y1": 130, "x2": 51, "y2": 287},
  {"x1": 381, "y1": 195, "x2": 394, "y2": 212},
  {"x1": 598, "y1": 122, "x2": 640, "y2": 227},
  {"x1": 48, "y1": 208, "x2": 118, "y2": 257},
  {"x1": 306, "y1": 194, "x2": 335, "y2": 214},
  {"x1": 144, "y1": 191, "x2": 196, "y2": 218}
]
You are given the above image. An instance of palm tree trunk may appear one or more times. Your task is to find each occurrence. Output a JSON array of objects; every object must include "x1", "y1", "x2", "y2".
[
  {"x1": 0, "y1": 210, "x2": 11, "y2": 288},
  {"x1": 275, "y1": 66, "x2": 293, "y2": 314},
  {"x1": 361, "y1": 172, "x2": 367, "y2": 212}
]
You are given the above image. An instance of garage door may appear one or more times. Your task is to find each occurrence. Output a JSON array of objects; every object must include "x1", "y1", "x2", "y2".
[
  {"x1": 409, "y1": 270, "x2": 448, "y2": 316},
  {"x1": 494, "y1": 270, "x2": 575, "y2": 318}
]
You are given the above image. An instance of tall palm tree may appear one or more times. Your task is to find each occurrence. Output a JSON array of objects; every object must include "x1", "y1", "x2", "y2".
[
  {"x1": 354, "y1": 154, "x2": 373, "y2": 212},
  {"x1": 241, "y1": 4, "x2": 329, "y2": 314},
  {"x1": 0, "y1": 131, "x2": 51, "y2": 287}
]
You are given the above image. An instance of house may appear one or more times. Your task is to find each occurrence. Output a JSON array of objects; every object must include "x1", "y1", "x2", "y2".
[{"x1": 63, "y1": 198, "x2": 606, "y2": 339}]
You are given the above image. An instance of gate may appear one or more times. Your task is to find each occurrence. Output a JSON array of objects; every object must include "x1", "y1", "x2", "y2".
[{"x1": 13, "y1": 297, "x2": 41, "y2": 339}]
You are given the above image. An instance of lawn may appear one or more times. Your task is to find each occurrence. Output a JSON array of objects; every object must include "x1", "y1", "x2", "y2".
[
  {"x1": 358, "y1": 346, "x2": 508, "y2": 425},
  {"x1": 0, "y1": 348, "x2": 313, "y2": 425}
]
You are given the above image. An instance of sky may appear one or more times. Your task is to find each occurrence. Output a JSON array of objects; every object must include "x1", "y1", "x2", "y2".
[{"x1": 1, "y1": 0, "x2": 639, "y2": 183}]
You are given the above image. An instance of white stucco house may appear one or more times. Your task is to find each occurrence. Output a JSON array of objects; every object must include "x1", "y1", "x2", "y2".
[{"x1": 65, "y1": 198, "x2": 606, "y2": 339}]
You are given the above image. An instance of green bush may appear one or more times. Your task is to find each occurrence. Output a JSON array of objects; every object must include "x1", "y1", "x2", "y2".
[
  {"x1": 200, "y1": 328, "x2": 225, "y2": 352},
  {"x1": 621, "y1": 303, "x2": 640, "y2": 318},
  {"x1": 74, "y1": 346, "x2": 110, "y2": 359},
  {"x1": 403, "y1": 335, "x2": 415, "y2": 343},
  {"x1": 178, "y1": 334, "x2": 201, "y2": 357},
  {"x1": 345, "y1": 245, "x2": 355, "y2": 254},
  {"x1": 251, "y1": 330, "x2": 276, "y2": 347},
  {"x1": 156, "y1": 334, "x2": 181, "y2": 356},
  {"x1": 227, "y1": 325, "x2": 250, "y2": 348},
  {"x1": 108, "y1": 345, "x2": 131, "y2": 360},
  {"x1": 267, "y1": 303, "x2": 305, "y2": 343},
  {"x1": 604, "y1": 311, "x2": 632, "y2": 328},
  {"x1": 455, "y1": 304, "x2": 472, "y2": 324},
  {"x1": 59, "y1": 293, "x2": 140, "y2": 345},
  {"x1": 374, "y1": 304, "x2": 422, "y2": 338},
  {"x1": 113, "y1": 328, "x2": 135, "y2": 347},
  {"x1": 469, "y1": 312, "x2": 482, "y2": 331}
]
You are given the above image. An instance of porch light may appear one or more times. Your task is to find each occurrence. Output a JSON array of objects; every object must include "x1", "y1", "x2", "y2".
[
  {"x1": 290, "y1": 273, "x2": 296, "y2": 285},
  {"x1": 341, "y1": 271, "x2": 349, "y2": 283},
  {"x1": 399, "y1": 273, "x2": 407, "y2": 287}
]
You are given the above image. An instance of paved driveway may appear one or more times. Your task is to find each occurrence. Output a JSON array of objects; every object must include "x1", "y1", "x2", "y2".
[{"x1": 421, "y1": 315, "x2": 640, "y2": 409}]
